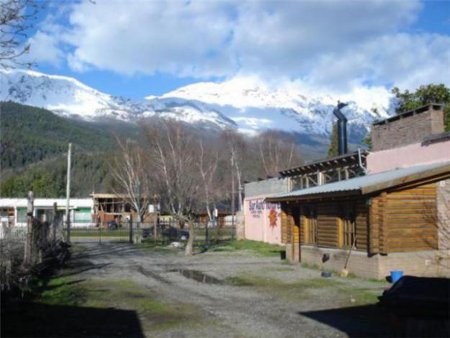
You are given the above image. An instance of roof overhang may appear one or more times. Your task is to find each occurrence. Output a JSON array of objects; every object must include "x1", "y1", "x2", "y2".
[
  {"x1": 279, "y1": 151, "x2": 368, "y2": 177},
  {"x1": 267, "y1": 161, "x2": 450, "y2": 203}
]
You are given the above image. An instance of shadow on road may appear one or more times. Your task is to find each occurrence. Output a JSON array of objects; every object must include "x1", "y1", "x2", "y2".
[
  {"x1": 299, "y1": 304, "x2": 392, "y2": 337},
  {"x1": 2, "y1": 301, "x2": 144, "y2": 338}
]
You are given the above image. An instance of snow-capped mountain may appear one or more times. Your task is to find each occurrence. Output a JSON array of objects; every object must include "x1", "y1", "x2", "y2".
[
  {"x1": 0, "y1": 69, "x2": 395, "y2": 141},
  {"x1": 155, "y1": 76, "x2": 394, "y2": 137},
  {"x1": 0, "y1": 69, "x2": 237, "y2": 129}
]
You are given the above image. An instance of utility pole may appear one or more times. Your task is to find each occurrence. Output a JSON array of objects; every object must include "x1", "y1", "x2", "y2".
[
  {"x1": 135, "y1": 179, "x2": 141, "y2": 243},
  {"x1": 23, "y1": 190, "x2": 34, "y2": 265},
  {"x1": 65, "y1": 143, "x2": 72, "y2": 243},
  {"x1": 231, "y1": 154, "x2": 235, "y2": 240},
  {"x1": 52, "y1": 202, "x2": 57, "y2": 243}
]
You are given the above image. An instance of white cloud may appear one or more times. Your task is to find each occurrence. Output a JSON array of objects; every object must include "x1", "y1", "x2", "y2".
[
  {"x1": 306, "y1": 33, "x2": 450, "y2": 92},
  {"x1": 63, "y1": 0, "x2": 237, "y2": 76},
  {"x1": 27, "y1": 30, "x2": 64, "y2": 65},
  {"x1": 27, "y1": 0, "x2": 450, "y2": 92}
]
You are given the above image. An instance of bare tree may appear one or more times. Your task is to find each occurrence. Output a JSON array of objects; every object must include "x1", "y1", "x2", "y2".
[
  {"x1": 110, "y1": 138, "x2": 152, "y2": 235},
  {"x1": 220, "y1": 130, "x2": 247, "y2": 212},
  {"x1": 197, "y1": 139, "x2": 219, "y2": 223},
  {"x1": 142, "y1": 119, "x2": 200, "y2": 255},
  {"x1": 0, "y1": 0, "x2": 40, "y2": 69},
  {"x1": 255, "y1": 130, "x2": 303, "y2": 177}
]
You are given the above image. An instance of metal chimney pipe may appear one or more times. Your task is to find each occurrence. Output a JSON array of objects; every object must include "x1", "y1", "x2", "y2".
[{"x1": 332, "y1": 101, "x2": 349, "y2": 156}]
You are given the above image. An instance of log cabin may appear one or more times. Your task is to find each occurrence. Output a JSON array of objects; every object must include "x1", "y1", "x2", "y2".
[
  {"x1": 257, "y1": 104, "x2": 450, "y2": 279},
  {"x1": 267, "y1": 161, "x2": 450, "y2": 279}
]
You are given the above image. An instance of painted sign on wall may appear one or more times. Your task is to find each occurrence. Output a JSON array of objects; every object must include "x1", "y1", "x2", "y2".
[
  {"x1": 244, "y1": 197, "x2": 282, "y2": 245},
  {"x1": 248, "y1": 199, "x2": 280, "y2": 225}
]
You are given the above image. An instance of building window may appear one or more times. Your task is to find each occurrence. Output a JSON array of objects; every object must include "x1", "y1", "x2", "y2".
[
  {"x1": 304, "y1": 206, "x2": 317, "y2": 244},
  {"x1": 74, "y1": 208, "x2": 92, "y2": 223},
  {"x1": 17, "y1": 208, "x2": 27, "y2": 223}
]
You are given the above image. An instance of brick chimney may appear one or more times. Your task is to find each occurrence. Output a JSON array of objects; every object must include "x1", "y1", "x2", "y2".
[{"x1": 371, "y1": 104, "x2": 445, "y2": 151}]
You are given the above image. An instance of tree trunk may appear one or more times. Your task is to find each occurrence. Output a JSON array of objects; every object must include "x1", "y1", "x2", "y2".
[{"x1": 185, "y1": 220, "x2": 195, "y2": 256}]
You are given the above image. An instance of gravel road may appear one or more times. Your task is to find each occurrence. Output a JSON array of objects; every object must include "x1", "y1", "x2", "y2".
[{"x1": 65, "y1": 242, "x2": 390, "y2": 338}]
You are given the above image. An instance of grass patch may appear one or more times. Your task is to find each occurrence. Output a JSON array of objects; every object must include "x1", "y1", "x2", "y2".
[
  {"x1": 334, "y1": 286, "x2": 381, "y2": 306},
  {"x1": 137, "y1": 241, "x2": 179, "y2": 255},
  {"x1": 5, "y1": 275, "x2": 205, "y2": 337},
  {"x1": 39, "y1": 276, "x2": 85, "y2": 306},
  {"x1": 71, "y1": 230, "x2": 129, "y2": 238},
  {"x1": 301, "y1": 262, "x2": 321, "y2": 270},
  {"x1": 210, "y1": 240, "x2": 284, "y2": 257},
  {"x1": 226, "y1": 272, "x2": 382, "y2": 307},
  {"x1": 226, "y1": 275, "x2": 279, "y2": 287},
  {"x1": 37, "y1": 275, "x2": 206, "y2": 333}
]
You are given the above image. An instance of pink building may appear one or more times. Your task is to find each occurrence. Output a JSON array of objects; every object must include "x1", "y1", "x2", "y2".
[
  {"x1": 367, "y1": 134, "x2": 450, "y2": 173},
  {"x1": 368, "y1": 104, "x2": 449, "y2": 173},
  {"x1": 243, "y1": 178, "x2": 289, "y2": 245},
  {"x1": 244, "y1": 196, "x2": 282, "y2": 245}
]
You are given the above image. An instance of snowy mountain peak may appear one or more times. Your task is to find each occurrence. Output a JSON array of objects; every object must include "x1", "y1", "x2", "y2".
[
  {"x1": 1, "y1": 69, "x2": 395, "y2": 141},
  {"x1": 158, "y1": 75, "x2": 309, "y2": 111},
  {"x1": 0, "y1": 68, "x2": 135, "y2": 121}
]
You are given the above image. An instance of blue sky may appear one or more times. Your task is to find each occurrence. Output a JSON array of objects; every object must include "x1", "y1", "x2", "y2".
[{"x1": 25, "y1": 0, "x2": 450, "y2": 99}]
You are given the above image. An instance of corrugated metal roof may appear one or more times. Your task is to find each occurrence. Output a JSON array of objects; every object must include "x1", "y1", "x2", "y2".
[{"x1": 268, "y1": 161, "x2": 450, "y2": 201}]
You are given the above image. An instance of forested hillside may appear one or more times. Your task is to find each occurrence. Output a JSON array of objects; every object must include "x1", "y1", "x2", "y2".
[
  {"x1": 0, "y1": 101, "x2": 115, "y2": 169},
  {"x1": 0, "y1": 101, "x2": 121, "y2": 197},
  {"x1": 0, "y1": 154, "x2": 118, "y2": 198},
  {"x1": 0, "y1": 101, "x2": 305, "y2": 199}
]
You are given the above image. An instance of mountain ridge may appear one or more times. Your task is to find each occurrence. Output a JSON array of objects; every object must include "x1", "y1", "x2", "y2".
[{"x1": 0, "y1": 69, "x2": 395, "y2": 141}]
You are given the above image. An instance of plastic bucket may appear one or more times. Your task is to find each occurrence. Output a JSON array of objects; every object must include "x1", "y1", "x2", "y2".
[{"x1": 390, "y1": 270, "x2": 403, "y2": 283}]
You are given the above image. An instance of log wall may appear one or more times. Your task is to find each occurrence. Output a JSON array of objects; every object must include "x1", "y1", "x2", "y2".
[
  {"x1": 297, "y1": 200, "x2": 369, "y2": 250},
  {"x1": 317, "y1": 203, "x2": 339, "y2": 247},
  {"x1": 370, "y1": 183, "x2": 438, "y2": 253}
]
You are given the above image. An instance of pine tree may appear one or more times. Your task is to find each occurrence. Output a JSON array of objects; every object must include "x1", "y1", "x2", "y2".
[
  {"x1": 392, "y1": 84, "x2": 450, "y2": 131},
  {"x1": 327, "y1": 122, "x2": 338, "y2": 158}
]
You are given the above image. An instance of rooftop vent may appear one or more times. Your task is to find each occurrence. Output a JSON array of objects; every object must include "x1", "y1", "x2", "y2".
[{"x1": 333, "y1": 101, "x2": 349, "y2": 156}]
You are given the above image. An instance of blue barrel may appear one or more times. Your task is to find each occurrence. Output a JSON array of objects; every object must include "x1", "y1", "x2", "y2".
[{"x1": 390, "y1": 270, "x2": 404, "y2": 283}]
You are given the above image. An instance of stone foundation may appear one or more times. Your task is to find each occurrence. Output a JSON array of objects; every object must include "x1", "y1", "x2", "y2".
[{"x1": 299, "y1": 246, "x2": 450, "y2": 279}]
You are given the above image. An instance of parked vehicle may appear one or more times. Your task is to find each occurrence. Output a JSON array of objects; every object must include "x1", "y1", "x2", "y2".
[
  {"x1": 107, "y1": 220, "x2": 119, "y2": 230},
  {"x1": 161, "y1": 226, "x2": 189, "y2": 241},
  {"x1": 142, "y1": 226, "x2": 158, "y2": 238}
]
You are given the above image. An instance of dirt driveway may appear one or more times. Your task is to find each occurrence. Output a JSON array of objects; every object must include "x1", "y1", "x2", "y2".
[{"x1": 3, "y1": 242, "x2": 392, "y2": 337}]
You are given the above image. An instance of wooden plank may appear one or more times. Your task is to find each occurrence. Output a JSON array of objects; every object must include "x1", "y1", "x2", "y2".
[
  {"x1": 388, "y1": 229, "x2": 437, "y2": 236},
  {"x1": 386, "y1": 208, "x2": 435, "y2": 214},
  {"x1": 388, "y1": 190, "x2": 436, "y2": 196},
  {"x1": 388, "y1": 240, "x2": 437, "y2": 247},
  {"x1": 370, "y1": 197, "x2": 380, "y2": 255},
  {"x1": 384, "y1": 183, "x2": 439, "y2": 253},
  {"x1": 281, "y1": 210, "x2": 289, "y2": 244},
  {"x1": 379, "y1": 192, "x2": 388, "y2": 253},
  {"x1": 337, "y1": 217, "x2": 343, "y2": 248}
]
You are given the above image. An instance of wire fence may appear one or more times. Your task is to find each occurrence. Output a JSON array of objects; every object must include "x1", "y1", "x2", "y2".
[
  {"x1": 1, "y1": 216, "x2": 237, "y2": 292},
  {"x1": 68, "y1": 221, "x2": 236, "y2": 244}
]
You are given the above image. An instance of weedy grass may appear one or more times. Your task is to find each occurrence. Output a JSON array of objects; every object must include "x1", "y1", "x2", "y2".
[
  {"x1": 38, "y1": 275, "x2": 206, "y2": 332},
  {"x1": 39, "y1": 276, "x2": 85, "y2": 306},
  {"x1": 226, "y1": 272, "x2": 383, "y2": 306},
  {"x1": 70, "y1": 230, "x2": 129, "y2": 238},
  {"x1": 137, "y1": 241, "x2": 179, "y2": 255},
  {"x1": 336, "y1": 287, "x2": 381, "y2": 305},
  {"x1": 210, "y1": 240, "x2": 285, "y2": 257}
]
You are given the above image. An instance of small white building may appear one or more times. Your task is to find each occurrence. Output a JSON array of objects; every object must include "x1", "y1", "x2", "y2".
[{"x1": 0, "y1": 198, "x2": 94, "y2": 228}]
